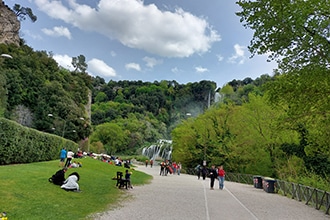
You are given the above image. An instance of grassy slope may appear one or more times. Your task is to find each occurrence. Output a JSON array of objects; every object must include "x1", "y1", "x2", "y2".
[{"x1": 0, "y1": 157, "x2": 152, "y2": 219}]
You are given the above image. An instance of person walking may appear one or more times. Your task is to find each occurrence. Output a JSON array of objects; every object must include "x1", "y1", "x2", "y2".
[
  {"x1": 160, "y1": 161, "x2": 165, "y2": 176},
  {"x1": 177, "y1": 162, "x2": 182, "y2": 175},
  {"x1": 150, "y1": 159, "x2": 153, "y2": 168},
  {"x1": 209, "y1": 165, "x2": 217, "y2": 190},
  {"x1": 172, "y1": 162, "x2": 177, "y2": 174},
  {"x1": 145, "y1": 159, "x2": 148, "y2": 167},
  {"x1": 195, "y1": 165, "x2": 201, "y2": 179},
  {"x1": 201, "y1": 166, "x2": 208, "y2": 180},
  {"x1": 64, "y1": 149, "x2": 74, "y2": 167},
  {"x1": 59, "y1": 148, "x2": 67, "y2": 167},
  {"x1": 217, "y1": 165, "x2": 226, "y2": 190}
]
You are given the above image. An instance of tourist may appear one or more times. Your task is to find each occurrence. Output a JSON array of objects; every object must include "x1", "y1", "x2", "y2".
[
  {"x1": 61, "y1": 172, "x2": 80, "y2": 192},
  {"x1": 217, "y1": 165, "x2": 226, "y2": 190},
  {"x1": 177, "y1": 162, "x2": 182, "y2": 175},
  {"x1": 209, "y1": 165, "x2": 217, "y2": 190},
  {"x1": 125, "y1": 169, "x2": 133, "y2": 189},
  {"x1": 59, "y1": 148, "x2": 66, "y2": 167},
  {"x1": 201, "y1": 166, "x2": 208, "y2": 180},
  {"x1": 64, "y1": 149, "x2": 74, "y2": 167},
  {"x1": 172, "y1": 162, "x2": 177, "y2": 174}
]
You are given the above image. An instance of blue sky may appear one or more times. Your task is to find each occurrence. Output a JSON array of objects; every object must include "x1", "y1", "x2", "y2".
[{"x1": 6, "y1": 0, "x2": 278, "y2": 88}]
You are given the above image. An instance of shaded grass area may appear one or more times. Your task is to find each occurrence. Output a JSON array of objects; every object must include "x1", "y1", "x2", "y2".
[{"x1": 0, "y1": 157, "x2": 152, "y2": 219}]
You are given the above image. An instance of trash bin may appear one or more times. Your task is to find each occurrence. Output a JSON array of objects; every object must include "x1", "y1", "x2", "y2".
[
  {"x1": 253, "y1": 176, "x2": 263, "y2": 189},
  {"x1": 262, "y1": 177, "x2": 276, "y2": 193}
]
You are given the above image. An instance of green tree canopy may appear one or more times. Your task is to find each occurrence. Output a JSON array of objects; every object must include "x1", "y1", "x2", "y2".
[
  {"x1": 13, "y1": 4, "x2": 37, "y2": 22},
  {"x1": 236, "y1": 0, "x2": 330, "y2": 70}
]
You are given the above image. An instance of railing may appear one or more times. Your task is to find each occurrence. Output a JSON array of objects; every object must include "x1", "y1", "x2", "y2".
[
  {"x1": 276, "y1": 180, "x2": 330, "y2": 215},
  {"x1": 185, "y1": 169, "x2": 329, "y2": 215}
]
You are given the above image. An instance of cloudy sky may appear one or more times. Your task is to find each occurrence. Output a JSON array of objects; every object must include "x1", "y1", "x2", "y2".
[{"x1": 6, "y1": 0, "x2": 278, "y2": 88}]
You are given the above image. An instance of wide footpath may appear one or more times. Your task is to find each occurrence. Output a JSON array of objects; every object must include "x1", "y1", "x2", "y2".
[{"x1": 94, "y1": 164, "x2": 329, "y2": 220}]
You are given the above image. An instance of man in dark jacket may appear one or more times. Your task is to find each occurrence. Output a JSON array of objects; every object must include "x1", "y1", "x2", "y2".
[{"x1": 209, "y1": 165, "x2": 218, "y2": 190}]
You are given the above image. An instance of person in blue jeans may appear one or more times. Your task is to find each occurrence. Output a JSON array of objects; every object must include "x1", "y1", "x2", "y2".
[
  {"x1": 59, "y1": 148, "x2": 66, "y2": 167},
  {"x1": 217, "y1": 165, "x2": 226, "y2": 190}
]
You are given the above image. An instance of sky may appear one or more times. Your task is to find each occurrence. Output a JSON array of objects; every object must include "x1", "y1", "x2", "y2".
[{"x1": 5, "y1": 0, "x2": 278, "y2": 88}]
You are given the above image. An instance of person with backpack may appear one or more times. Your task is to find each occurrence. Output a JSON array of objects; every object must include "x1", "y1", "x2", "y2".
[{"x1": 49, "y1": 167, "x2": 67, "y2": 185}]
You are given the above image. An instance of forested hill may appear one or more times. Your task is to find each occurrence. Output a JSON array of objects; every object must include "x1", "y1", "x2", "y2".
[
  {"x1": 91, "y1": 78, "x2": 217, "y2": 127},
  {"x1": 0, "y1": 41, "x2": 275, "y2": 153}
]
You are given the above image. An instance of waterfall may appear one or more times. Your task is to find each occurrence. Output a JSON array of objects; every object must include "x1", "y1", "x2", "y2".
[
  {"x1": 214, "y1": 92, "x2": 222, "y2": 103},
  {"x1": 142, "y1": 139, "x2": 172, "y2": 161}
]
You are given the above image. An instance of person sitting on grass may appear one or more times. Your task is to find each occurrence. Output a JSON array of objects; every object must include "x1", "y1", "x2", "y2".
[
  {"x1": 49, "y1": 167, "x2": 67, "y2": 185},
  {"x1": 61, "y1": 172, "x2": 81, "y2": 192}
]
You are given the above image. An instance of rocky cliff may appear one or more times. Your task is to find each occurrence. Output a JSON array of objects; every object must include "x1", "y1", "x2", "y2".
[{"x1": 0, "y1": 1, "x2": 20, "y2": 46}]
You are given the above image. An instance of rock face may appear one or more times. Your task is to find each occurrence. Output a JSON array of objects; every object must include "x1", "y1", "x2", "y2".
[{"x1": 0, "y1": 1, "x2": 20, "y2": 46}]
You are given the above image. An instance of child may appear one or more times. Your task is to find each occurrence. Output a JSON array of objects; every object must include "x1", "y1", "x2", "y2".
[{"x1": 125, "y1": 169, "x2": 133, "y2": 189}]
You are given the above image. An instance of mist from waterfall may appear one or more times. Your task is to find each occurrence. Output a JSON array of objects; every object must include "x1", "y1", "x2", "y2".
[{"x1": 214, "y1": 92, "x2": 222, "y2": 103}]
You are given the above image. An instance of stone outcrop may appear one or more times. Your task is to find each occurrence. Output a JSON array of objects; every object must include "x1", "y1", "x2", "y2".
[{"x1": 0, "y1": 1, "x2": 20, "y2": 46}]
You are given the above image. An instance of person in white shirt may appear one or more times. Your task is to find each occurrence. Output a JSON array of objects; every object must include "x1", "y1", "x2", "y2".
[
  {"x1": 64, "y1": 149, "x2": 74, "y2": 167},
  {"x1": 61, "y1": 172, "x2": 80, "y2": 192}
]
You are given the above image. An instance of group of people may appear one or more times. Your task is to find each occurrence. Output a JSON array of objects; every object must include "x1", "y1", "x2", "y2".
[
  {"x1": 59, "y1": 148, "x2": 78, "y2": 168},
  {"x1": 196, "y1": 164, "x2": 226, "y2": 190},
  {"x1": 49, "y1": 167, "x2": 81, "y2": 192},
  {"x1": 159, "y1": 160, "x2": 182, "y2": 176},
  {"x1": 145, "y1": 159, "x2": 154, "y2": 168}
]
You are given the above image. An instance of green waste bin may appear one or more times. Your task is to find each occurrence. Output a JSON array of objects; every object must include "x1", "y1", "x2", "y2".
[
  {"x1": 253, "y1": 176, "x2": 263, "y2": 189},
  {"x1": 262, "y1": 177, "x2": 276, "y2": 193}
]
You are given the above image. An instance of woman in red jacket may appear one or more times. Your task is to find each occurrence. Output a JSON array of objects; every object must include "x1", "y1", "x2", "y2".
[{"x1": 217, "y1": 165, "x2": 226, "y2": 190}]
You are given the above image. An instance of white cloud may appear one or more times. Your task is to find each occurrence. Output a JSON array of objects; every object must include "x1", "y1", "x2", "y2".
[
  {"x1": 110, "y1": 51, "x2": 116, "y2": 57},
  {"x1": 195, "y1": 66, "x2": 209, "y2": 73},
  {"x1": 53, "y1": 54, "x2": 74, "y2": 70},
  {"x1": 216, "y1": 54, "x2": 224, "y2": 62},
  {"x1": 171, "y1": 67, "x2": 179, "y2": 73},
  {"x1": 228, "y1": 44, "x2": 246, "y2": 64},
  {"x1": 143, "y1": 56, "x2": 163, "y2": 68},
  {"x1": 88, "y1": 58, "x2": 117, "y2": 77},
  {"x1": 34, "y1": 0, "x2": 220, "y2": 58},
  {"x1": 23, "y1": 30, "x2": 42, "y2": 40},
  {"x1": 125, "y1": 63, "x2": 141, "y2": 71},
  {"x1": 42, "y1": 26, "x2": 72, "y2": 39}
]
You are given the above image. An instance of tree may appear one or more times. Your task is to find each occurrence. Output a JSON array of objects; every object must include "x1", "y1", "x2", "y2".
[
  {"x1": 72, "y1": 55, "x2": 88, "y2": 73},
  {"x1": 13, "y1": 4, "x2": 37, "y2": 22},
  {"x1": 229, "y1": 94, "x2": 299, "y2": 176},
  {"x1": 236, "y1": 0, "x2": 330, "y2": 70},
  {"x1": 90, "y1": 123, "x2": 125, "y2": 154}
]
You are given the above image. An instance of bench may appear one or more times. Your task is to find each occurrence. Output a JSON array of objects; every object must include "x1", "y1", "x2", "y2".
[{"x1": 116, "y1": 171, "x2": 128, "y2": 189}]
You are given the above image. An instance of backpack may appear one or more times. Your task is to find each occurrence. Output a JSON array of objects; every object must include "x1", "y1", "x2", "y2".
[{"x1": 49, "y1": 169, "x2": 66, "y2": 185}]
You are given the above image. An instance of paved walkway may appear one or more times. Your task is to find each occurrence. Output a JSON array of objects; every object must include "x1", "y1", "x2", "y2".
[{"x1": 94, "y1": 164, "x2": 330, "y2": 220}]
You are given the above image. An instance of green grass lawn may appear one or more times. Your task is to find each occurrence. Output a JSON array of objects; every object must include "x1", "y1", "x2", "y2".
[{"x1": 0, "y1": 157, "x2": 152, "y2": 219}]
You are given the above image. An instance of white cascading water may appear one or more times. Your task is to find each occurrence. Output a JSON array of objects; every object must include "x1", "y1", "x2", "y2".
[{"x1": 142, "y1": 139, "x2": 172, "y2": 161}]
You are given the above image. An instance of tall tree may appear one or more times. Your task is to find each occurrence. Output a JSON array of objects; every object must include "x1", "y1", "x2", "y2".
[
  {"x1": 236, "y1": 0, "x2": 330, "y2": 70},
  {"x1": 72, "y1": 55, "x2": 88, "y2": 73},
  {"x1": 13, "y1": 4, "x2": 37, "y2": 22}
]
